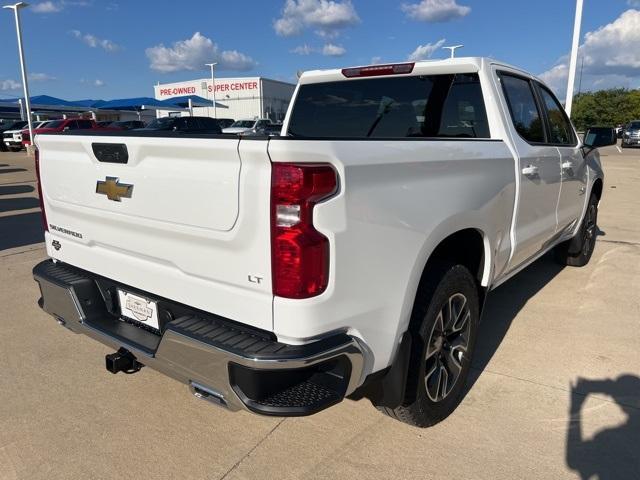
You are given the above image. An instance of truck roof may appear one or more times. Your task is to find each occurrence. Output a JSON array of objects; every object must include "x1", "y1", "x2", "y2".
[{"x1": 298, "y1": 57, "x2": 536, "y2": 85}]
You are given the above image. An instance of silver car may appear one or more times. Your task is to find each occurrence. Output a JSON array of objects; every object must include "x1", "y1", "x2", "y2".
[{"x1": 621, "y1": 120, "x2": 640, "y2": 148}]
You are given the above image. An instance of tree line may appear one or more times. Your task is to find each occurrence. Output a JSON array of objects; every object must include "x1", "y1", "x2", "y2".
[{"x1": 570, "y1": 89, "x2": 640, "y2": 131}]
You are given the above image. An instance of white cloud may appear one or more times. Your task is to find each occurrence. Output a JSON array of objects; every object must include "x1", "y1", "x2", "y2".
[
  {"x1": 146, "y1": 32, "x2": 256, "y2": 73},
  {"x1": 538, "y1": 63, "x2": 569, "y2": 94},
  {"x1": 292, "y1": 44, "x2": 315, "y2": 55},
  {"x1": 0, "y1": 79, "x2": 21, "y2": 91},
  {"x1": 322, "y1": 43, "x2": 346, "y2": 56},
  {"x1": 32, "y1": 1, "x2": 90, "y2": 13},
  {"x1": 32, "y1": 1, "x2": 63, "y2": 13},
  {"x1": 71, "y1": 30, "x2": 119, "y2": 52},
  {"x1": 402, "y1": 0, "x2": 470, "y2": 22},
  {"x1": 28, "y1": 73, "x2": 57, "y2": 82},
  {"x1": 80, "y1": 78, "x2": 105, "y2": 87},
  {"x1": 539, "y1": 9, "x2": 640, "y2": 97},
  {"x1": 274, "y1": 0, "x2": 360, "y2": 38},
  {"x1": 408, "y1": 39, "x2": 446, "y2": 61},
  {"x1": 371, "y1": 56, "x2": 383, "y2": 64}
]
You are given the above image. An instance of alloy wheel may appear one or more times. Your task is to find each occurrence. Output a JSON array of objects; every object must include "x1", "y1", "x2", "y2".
[
  {"x1": 582, "y1": 203, "x2": 597, "y2": 255},
  {"x1": 424, "y1": 293, "x2": 471, "y2": 402}
]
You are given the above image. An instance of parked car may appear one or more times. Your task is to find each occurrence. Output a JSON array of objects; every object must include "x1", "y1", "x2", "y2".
[
  {"x1": 222, "y1": 118, "x2": 272, "y2": 134},
  {"x1": 1, "y1": 120, "x2": 28, "y2": 151},
  {"x1": 19, "y1": 121, "x2": 54, "y2": 148},
  {"x1": 242, "y1": 123, "x2": 283, "y2": 136},
  {"x1": 138, "y1": 116, "x2": 221, "y2": 134},
  {"x1": 108, "y1": 120, "x2": 147, "y2": 130},
  {"x1": 33, "y1": 57, "x2": 613, "y2": 427},
  {"x1": 213, "y1": 118, "x2": 235, "y2": 129},
  {"x1": 22, "y1": 118, "x2": 98, "y2": 147},
  {"x1": 96, "y1": 121, "x2": 114, "y2": 128},
  {"x1": 621, "y1": 120, "x2": 640, "y2": 148},
  {"x1": 4, "y1": 121, "x2": 51, "y2": 150}
]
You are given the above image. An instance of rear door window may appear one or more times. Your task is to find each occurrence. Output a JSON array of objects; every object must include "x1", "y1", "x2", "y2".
[
  {"x1": 287, "y1": 72, "x2": 490, "y2": 138},
  {"x1": 198, "y1": 117, "x2": 219, "y2": 130},
  {"x1": 499, "y1": 73, "x2": 545, "y2": 143},
  {"x1": 182, "y1": 117, "x2": 200, "y2": 131}
]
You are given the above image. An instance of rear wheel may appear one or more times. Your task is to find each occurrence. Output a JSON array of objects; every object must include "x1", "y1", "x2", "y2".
[
  {"x1": 380, "y1": 263, "x2": 479, "y2": 427},
  {"x1": 554, "y1": 193, "x2": 598, "y2": 267}
]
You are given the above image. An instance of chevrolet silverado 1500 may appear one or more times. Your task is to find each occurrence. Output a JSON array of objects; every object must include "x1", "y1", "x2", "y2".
[{"x1": 32, "y1": 58, "x2": 615, "y2": 427}]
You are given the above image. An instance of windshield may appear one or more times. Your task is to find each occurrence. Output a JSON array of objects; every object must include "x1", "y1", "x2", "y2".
[
  {"x1": 44, "y1": 120, "x2": 64, "y2": 129},
  {"x1": 229, "y1": 120, "x2": 255, "y2": 128},
  {"x1": 145, "y1": 118, "x2": 175, "y2": 129},
  {"x1": 629, "y1": 121, "x2": 640, "y2": 129}
]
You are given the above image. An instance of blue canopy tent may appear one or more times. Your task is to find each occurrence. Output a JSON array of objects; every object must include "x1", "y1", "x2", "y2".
[{"x1": 96, "y1": 97, "x2": 177, "y2": 110}]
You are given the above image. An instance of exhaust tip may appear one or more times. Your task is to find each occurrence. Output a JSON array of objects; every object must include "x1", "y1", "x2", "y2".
[{"x1": 105, "y1": 348, "x2": 143, "y2": 374}]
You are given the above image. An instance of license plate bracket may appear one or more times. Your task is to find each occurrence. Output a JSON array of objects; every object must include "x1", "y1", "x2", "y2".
[{"x1": 117, "y1": 289, "x2": 160, "y2": 331}]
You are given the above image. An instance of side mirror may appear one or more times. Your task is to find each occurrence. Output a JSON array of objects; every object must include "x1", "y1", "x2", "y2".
[{"x1": 583, "y1": 127, "x2": 616, "y2": 149}]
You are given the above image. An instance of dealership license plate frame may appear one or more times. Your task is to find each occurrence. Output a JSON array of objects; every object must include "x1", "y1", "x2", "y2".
[{"x1": 117, "y1": 289, "x2": 160, "y2": 331}]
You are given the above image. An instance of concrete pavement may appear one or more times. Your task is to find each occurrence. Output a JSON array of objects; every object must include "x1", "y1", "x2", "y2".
[{"x1": 0, "y1": 146, "x2": 638, "y2": 480}]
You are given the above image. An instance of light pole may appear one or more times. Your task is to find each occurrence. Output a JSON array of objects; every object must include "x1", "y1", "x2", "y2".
[
  {"x1": 205, "y1": 62, "x2": 218, "y2": 118},
  {"x1": 565, "y1": 0, "x2": 584, "y2": 117},
  {"x1": 443, "y1": 45, "x2": 463, "y2": 59},
  {"x1": 4, "y1": 2, "x2": 33, "y2": 148}
]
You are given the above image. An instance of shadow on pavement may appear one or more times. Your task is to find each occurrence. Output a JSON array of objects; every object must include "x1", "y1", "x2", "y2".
[
  {"x1": 0, "y1": 168, "x2": 27, "y2": 174},
  {"x1": 467, "y1": 253, "x2": 564, "y2": 387},
  {"x1": 0, "y1": 185, "x2": 35, "y2": 196},
  {"x1": 566, "y1": 375, "x2": 640, "y2": 479},
  {"x1": 0, "y1": 196, "x2": 40, "y2": 213},
  {"x1": 0, "y1": 212, "x2": 44, "y2": 251}
]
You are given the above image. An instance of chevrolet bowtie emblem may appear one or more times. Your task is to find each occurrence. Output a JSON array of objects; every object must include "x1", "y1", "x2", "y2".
[{"x1": 96, "y1": 177, "x2": 133, "y2": 202}]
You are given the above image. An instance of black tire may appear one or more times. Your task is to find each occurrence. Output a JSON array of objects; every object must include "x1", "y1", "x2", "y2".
[
  {"x1": 380, "y1": 262, "x2": 479, "y2": 427},
  {"x1": 554, "y1": 193, "x2": 599, "y2": 267}
]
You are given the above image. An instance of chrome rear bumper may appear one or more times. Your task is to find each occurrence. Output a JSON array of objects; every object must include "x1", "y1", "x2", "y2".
[{"x1": 33, "y1": 260, "x2": 366, "y2": 416}]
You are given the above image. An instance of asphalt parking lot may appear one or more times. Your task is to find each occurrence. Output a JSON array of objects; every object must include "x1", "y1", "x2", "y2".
[{"x1": 0, "y1": 145, "x2": 638, "y2": 480}]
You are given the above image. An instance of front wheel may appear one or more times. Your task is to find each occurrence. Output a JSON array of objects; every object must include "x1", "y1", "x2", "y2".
[
  {"x1": 554, "y1": 193, "x2": 599, "y2": 267},
  {"x1": 379, "y1": 263, "x2": 479, "y2": 427}
]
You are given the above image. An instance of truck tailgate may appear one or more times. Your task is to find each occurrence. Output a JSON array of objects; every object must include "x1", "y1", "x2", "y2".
[{"x1": 36, "y1": 133, "x2": 274, "y2": 331}]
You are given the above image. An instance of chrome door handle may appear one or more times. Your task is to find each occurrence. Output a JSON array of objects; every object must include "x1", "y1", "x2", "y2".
[
  {"x1": 521, "y1": 165, "x2": 539, "y2": 176},
  {"x1": 561, "y1": 161, "x2": 573, "y2": 170}
]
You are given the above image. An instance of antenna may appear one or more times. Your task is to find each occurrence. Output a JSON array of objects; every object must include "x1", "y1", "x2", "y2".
[{"x1": 443, "y1": 45, "x2": 464, "y2": 58}]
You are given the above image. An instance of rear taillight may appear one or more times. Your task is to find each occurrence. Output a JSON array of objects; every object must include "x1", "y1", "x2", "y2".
[
  {"x1": 271, "y1": 163, "x2": 337, "y2": 299},
  {"x1": 342, "y1": 62, "x2": 414, "y2": 78},
  {"x1": 34, "y1": 148, "x2": 48, "y2": 232}
]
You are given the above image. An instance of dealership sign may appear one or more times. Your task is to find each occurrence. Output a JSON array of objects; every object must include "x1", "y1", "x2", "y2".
[{"x1": 156, "y1": 78, "x2": 260, "y2": 99}]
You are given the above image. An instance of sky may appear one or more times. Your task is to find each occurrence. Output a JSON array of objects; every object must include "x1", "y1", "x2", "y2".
[{"x1": 0, "y1": 0, "x2": 638, "y2": 101}]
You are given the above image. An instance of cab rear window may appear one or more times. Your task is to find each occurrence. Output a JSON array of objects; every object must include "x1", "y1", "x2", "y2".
[{"x1": 287, "y1": 73, "x2": 490, "y2": 139}]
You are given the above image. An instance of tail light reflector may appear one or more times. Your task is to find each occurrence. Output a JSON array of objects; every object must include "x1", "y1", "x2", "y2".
[
  {"x1": 271, "y1": 163, "x2": 337, "y2": 299},
  {"x1": 34, "y1": 148, "x2": 48, "y2": 232}
]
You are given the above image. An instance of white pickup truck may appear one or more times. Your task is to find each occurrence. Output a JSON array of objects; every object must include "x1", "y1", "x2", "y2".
[{"x1": 33, "y1": 58, "x2": 615, "y2": 427}]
